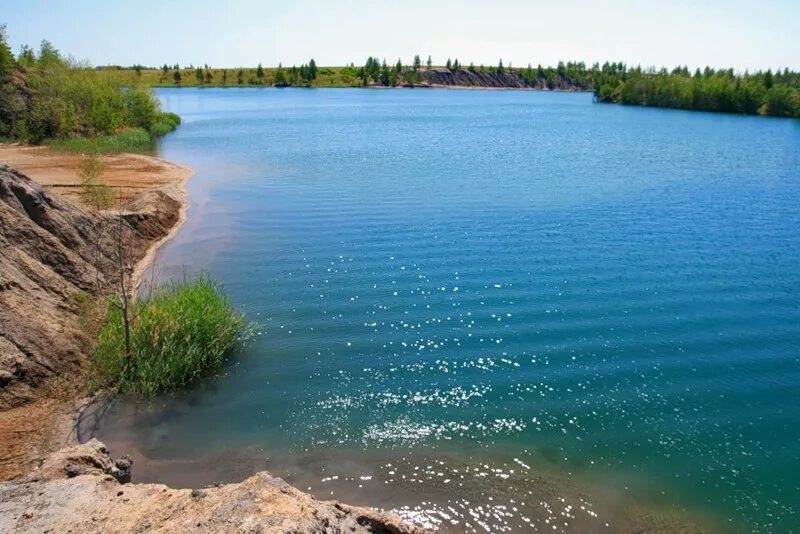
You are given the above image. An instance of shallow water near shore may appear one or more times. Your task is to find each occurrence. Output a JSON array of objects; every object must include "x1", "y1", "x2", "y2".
[{"x1": 92, "y1": 88, "x2": 800, "y2": 532}]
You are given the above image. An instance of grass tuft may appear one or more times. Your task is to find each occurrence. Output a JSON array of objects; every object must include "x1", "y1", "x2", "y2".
[{"x1": 90, "y1": 274, "x2": 251, "y2": 396}]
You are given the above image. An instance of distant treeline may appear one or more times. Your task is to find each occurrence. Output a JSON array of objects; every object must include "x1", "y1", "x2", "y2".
[
  {"x1": 0, "y1": 25, "x2": 178, "y2": 148},
  {"x1": 3, "y1": 23, "x2": 797, "y2": 124},
  {"x1": 101, "y1": 56, "x2": 595, "y2": 91},
  {"x1": 91, "y1": 55, "x2": 799, "y2": 119},
  {"x1": 594, "y1": 63, "x2": 800, "y2": 118}
]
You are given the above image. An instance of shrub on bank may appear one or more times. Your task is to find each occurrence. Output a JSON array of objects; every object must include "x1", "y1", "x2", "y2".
[
  {"x1": 0, "y1": 27, "x2": 181, "y2": 151},
  {"x1": 48, "y1": 127, "x2": 153, "y2": 153},
  {"x1": 90, "y1": 275, "x2": 249, "y2": 396},
  {"x1": 47, "y1": 113, "x2": 180, "y2": 154}
]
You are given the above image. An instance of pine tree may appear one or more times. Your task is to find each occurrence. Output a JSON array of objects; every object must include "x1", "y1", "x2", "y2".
[
  {"x1": 274, "y1": 63, "x2": 286, "y2": 85},
  {"x1": 413, "y1": 54, "x2": 421, "y2": 71},
  {"x1": 256, "y1": 62, "x2": 264, "y2": 82},
  {"x1": 380, "y1": 59, "x2": 390, "y2": 85},
  {"x1": 308, "y1": 58, "x2": 317, "y2": 80},
  {"x1": 173, "y1": 69, "x2": 182, "y2": 84},
  {"x1": 426, "y1": 55, "x2": 432, "y2": 69}
]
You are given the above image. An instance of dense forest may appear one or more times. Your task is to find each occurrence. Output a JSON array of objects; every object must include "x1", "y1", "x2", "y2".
[
  {"x1": 0, "y1": 25, "x2": 178, "y2": 149},
  {"x1": 594, "y1": 63, "x2": 800, "y2": 118}
]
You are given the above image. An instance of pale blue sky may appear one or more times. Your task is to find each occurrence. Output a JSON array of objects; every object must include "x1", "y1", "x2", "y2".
[{"x1": 2, "y1": 0, "x2": 797, "y2": 70}]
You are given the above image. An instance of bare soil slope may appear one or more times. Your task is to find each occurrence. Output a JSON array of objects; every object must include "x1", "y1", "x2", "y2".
[{"x1": 0, "y1": 149, "x2": 191, "y2": 479}]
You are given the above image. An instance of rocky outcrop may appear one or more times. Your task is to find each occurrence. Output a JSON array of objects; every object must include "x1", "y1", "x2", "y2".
[{"x1": 0, "y1": 439, "x2": 427, "y2": 533}]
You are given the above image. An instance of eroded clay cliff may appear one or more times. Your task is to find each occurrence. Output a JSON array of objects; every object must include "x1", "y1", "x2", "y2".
[
  {"x1": 0, "y1": 164, "x2": 180, "y2": 478},
  {"x1": 0, "y1": 164, "x2": 177, "y2": 410}
]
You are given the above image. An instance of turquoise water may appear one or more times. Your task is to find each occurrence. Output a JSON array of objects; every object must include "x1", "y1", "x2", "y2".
[{"x1": 94, "y1": 88, "x2": 800, "y2": 532}]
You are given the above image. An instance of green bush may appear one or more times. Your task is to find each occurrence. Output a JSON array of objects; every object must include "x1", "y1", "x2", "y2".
[
  {"x1": 47, "y1": 111, "x2": 181, "y2": 154},
  {"x1": 0, "y1": 28, "x2": 182, "y2": 148},
  {"x1": 149, "y1": 111, "x2": 181, "y2": 138},
  {"x1": 122, "y1": 88, "x2": 158, "y2": 131},
  {"x1": 90, "y1": 275, "x2": 250, "y2": 396}
]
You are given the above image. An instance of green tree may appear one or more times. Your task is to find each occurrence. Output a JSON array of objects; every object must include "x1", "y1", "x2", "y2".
[
  {"x1": 308, "y1": 58, "x2": 318, "y2": 80},
  {"x1": 173, "y1": 69, "x2": 182, "y2": 84},
  {"x1": 426, "y1": 55, "x2": 432, "y2": 69},
  {"x1": 256, "y1": 62, "x2": 264, "y2": 82},
  {"x1": 497, "y1": 59, "x2": 504, "y2": 74},
  {"x1": 380, "y1": 59, "x2": 390, "y2": 85},
  {"x1": 446, "y1": 58, "x2": 452, "y2": 70},
  {"x1": 765, "y1": 85, "x2": 799, "y2": 116},
  {"x1": 364, "y1": 56, "x2": 381, "y2": 82},
  {"x1": 195, "y1": 67, "x2": 204, "y2": 83},
  {"x1": 764, "y1": 69, "x2": 774, "y2": 90},
  {"x1": 37, "y1": 40, "x2": 61, "y2": 67},
  {"x1": 17, "y1": 44, "x2": 35, "y2": 66},
  {"x1": 413, "y1": 54, "x2": 421, "y2": 71},
  {"x1": 274, "y1": 63, "x2": 286, "y2": 85},
  {"x1": 236, "y1": 69, "x2": 244, "y2": 84},
  {"x1": 0, "y1": 25, "x2": 14, "y2": 76}
]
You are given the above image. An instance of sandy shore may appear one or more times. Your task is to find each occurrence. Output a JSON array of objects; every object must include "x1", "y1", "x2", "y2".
[{"x1": 0, "y1": 145, "x2": 194, "y2": 287}]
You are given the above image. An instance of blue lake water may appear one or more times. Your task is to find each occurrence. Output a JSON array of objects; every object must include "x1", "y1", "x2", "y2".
[{"x1": 93, "y1": 88, "x2": 800, "y2": 532}]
